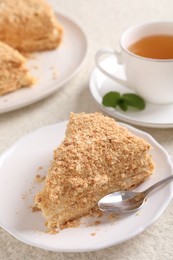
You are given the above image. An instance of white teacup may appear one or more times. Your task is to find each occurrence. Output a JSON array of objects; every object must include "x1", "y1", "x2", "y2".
[{"x1": 95, "y1": 21, "x2": 173, "y2": 104}]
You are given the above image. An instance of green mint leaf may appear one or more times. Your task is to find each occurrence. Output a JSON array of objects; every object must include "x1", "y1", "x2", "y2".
[
  {"x1": 102, "y1": 91, "x2": 146, "y2": 111},
  {"x1": 102, "y1": 91, "x2": 121, "y2": 108},
  {"x1": 122, "y1": 93, "x2": 145, "y2": 110},
  {"x1": 117, "y1": 99, "x2": 128, "y2": 111}
]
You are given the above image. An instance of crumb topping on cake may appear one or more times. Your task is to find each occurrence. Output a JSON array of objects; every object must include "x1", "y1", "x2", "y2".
[
  {"x1": 34, "y1": 112, "x2": 154, "y2": 230},
  {"x1": 0, "y1": 0, "x2": 63, "y2": 52},
  {"x1": 0, "y1": 41, "x2": 34, "y2": 95}
]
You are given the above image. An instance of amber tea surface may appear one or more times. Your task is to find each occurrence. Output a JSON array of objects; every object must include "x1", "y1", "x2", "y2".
[{"x1": 128, "y1": 35, "x2": 173, "y2": 59}]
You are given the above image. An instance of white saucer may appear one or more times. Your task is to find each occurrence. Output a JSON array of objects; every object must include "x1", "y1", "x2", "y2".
[
  {"x1": 0, "y1": 12, "x2": 87, "y2": 113},
  {"x1": 0, "y1": 121, "x2": 173, "y2": 252},
  {"x1": 90, "y1": 56, "x2": 173, "y2": 128}
]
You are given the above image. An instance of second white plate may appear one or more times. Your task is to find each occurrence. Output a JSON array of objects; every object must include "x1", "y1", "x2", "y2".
[
  {"x1": 0, "y1": 121, "x2": 173, "y2": 252},
  {"x1": 0, "y1": 12, "x2": 87, "y2": 113}
]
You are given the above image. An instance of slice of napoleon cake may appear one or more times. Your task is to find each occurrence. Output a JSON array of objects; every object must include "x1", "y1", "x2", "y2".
[
  {"x1": 0, "y1": 0, "x2": 63, "y2": 52},
  {"x1": 34, "y1": 112, "x2": 154, "y2": 230},
  {"x1": 0, "y1": 41, "x2": 34, "y2": 95}
]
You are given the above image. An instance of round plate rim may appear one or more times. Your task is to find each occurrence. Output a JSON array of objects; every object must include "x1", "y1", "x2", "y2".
[
  {"x1": 0, "y1": 121, "x2": 173, "y2": 252},
  {"x1": 0, "y1": 12, "x2": 88, "y2": 114}
]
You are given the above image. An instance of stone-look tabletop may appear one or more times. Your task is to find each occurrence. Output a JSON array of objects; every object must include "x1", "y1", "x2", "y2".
[{"x1": 0, "y1": 0, "x2": 173, "y2": 259}]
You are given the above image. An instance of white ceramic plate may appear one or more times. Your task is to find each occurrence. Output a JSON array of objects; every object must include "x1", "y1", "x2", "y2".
[
  {"x1": 0, "y1": 121, "x2": 173, "y2": 252},
  {"x1": 0, "y1": 13, "x2": 87, "y2": 113},
  {"x1": 90, "y1": 56, "x2": 173, "y2": 128}
]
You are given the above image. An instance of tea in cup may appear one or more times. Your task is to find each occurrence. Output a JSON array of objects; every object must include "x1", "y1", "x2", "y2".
[{"x1": 95, "y1": 21, "x2": 173, "y2": 104}]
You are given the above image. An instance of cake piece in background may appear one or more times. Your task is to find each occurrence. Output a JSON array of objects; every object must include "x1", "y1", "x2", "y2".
[
  {"x1": 0, "y1": 0, "x2": 63, "y2": 52},
  {"x1": 34, "y1": 112, "x2": 154, "y2": 230},
  {"x1": 0, "y1": 41, "x2": 34, "y2": 95}
]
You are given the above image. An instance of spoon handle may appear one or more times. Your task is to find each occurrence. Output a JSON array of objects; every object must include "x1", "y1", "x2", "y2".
[{"x1": 143, "y1": 175, "x2": 173, "y2": 196}]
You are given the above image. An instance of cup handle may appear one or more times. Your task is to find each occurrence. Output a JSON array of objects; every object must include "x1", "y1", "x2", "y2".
[{"x1": 95, "y1": 48, "x2": 129, "y2": 87}]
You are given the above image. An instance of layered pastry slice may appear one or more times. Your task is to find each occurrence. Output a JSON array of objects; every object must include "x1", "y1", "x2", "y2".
[
  {"x1": 34, "y1": 113, "x2": 154, "y2": 230},
  {"x1": 0, "y1": 0, "x2": 63, "y2": 52},
  {"x1": 0, "y1": 41, "x2": 34, "y2": 95}
]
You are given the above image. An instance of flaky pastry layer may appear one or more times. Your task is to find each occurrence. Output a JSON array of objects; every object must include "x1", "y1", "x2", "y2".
[
  {"x1": 0, "y1": 0, "x2": 63, "y2": 52},
  {"x1": 0, "y1": 41, "x2": 34, "y2": 95},
  {"x1": 35, "y1": 113, "x2": 154, "y2": 229}
]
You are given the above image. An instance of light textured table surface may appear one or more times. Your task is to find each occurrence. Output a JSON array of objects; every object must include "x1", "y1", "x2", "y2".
[{"x1": 1, "y1": 0, "x2": 173, "y2": 259}]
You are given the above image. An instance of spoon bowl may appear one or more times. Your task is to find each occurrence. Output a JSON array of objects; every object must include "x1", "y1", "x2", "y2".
[
  {"x1": 98, "y1": 175, "x2": 173, "y2": 214},
  {"x1": 98, "y1": 191, "x2": 146, "y2": 213}
]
